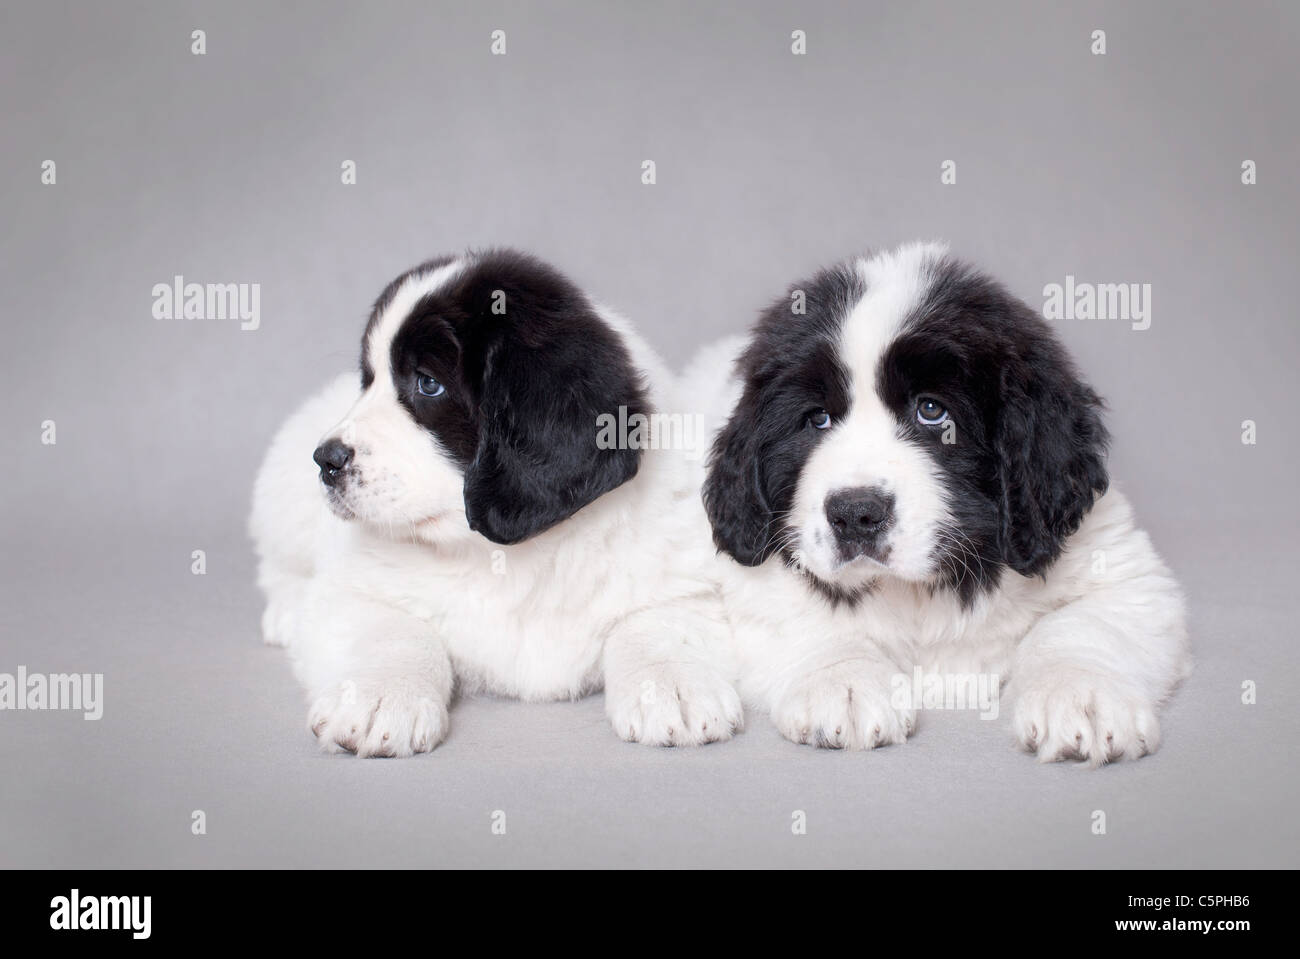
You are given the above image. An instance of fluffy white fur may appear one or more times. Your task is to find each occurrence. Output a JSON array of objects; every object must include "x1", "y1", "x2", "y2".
[{"x1": 250, "y1": 261, "x2": 738, "y2": 756}]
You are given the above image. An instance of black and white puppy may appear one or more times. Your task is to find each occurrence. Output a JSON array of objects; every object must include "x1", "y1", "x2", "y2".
[
  {"x1": 251, "y1": 249, "x2": 740, "y2": 756},
  {"x1": 685, "y1": 242, "x2": 1189, "y2": 763}
]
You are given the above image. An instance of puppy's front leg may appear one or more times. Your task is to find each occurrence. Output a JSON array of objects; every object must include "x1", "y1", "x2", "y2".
[
  {"x1": 603, "y1": 595, "x2": 743, "y2": 746},
  {"x1": 1010, "y1": 534, "x2": 1190, "y2": 764},
  {"x1": 294, "y1": 586, "x2": 454, "y2": 758}
]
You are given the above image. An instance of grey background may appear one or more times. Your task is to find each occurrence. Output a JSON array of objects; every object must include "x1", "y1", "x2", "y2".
[{"x1": 1, "y1": 0, "x2": 1296, "y2": 867}]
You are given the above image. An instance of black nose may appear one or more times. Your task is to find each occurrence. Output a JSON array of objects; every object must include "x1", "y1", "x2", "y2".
[
  {"x1": 825, "y1": 487, "x2": 894, "y2": 554},
  {"x1": 313, "y1": 438, "x2": 353, "y2": 486}
]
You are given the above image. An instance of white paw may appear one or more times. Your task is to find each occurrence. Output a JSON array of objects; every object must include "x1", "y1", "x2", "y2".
[
  {"x1": 1012, "y1": 669, "x2": 1161, "y2": 764},
  {"x1": 606, "y1": 664, "x2": 743, "y2": 746},
  {"x1": 308, "y1": 681, "x2": 449, "y2": 758},
  {"x1": 773, "y1": 659, "x2": 915, "y2": 750}
]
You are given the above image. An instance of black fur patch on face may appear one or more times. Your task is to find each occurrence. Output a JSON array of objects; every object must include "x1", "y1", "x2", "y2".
[
  {"x1": 703, "y1": 263, "x2": 863, "y2": 572},
  {"x1": 884, "y1": 255, "x2": 1109, "y2": 595},
  {"x1": 362, "y1": 249, "x2": 648, "y2": 545},
  {"x1": 705, "y1": 250, "x2": 1109, "y2": 607}
]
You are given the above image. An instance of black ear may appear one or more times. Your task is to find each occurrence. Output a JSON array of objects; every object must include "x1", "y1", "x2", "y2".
[
  {"x1": 463, "y1": 321, "x2": 645, "y2": 546},
  {"x1": 995, "y1": 343, "x2": 1109, "y2": 577},
  {"x1": 702, "y1": 387, "x2": 775, "y2": 566}
]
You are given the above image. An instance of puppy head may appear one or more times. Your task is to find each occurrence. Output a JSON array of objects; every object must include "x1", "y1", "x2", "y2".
[
  {"x1": 704, "y1": 242, "x2": 1108, "y2": 604},
  {"x1": 315, "y1": 249, "x2": 646, "y2": 546}
]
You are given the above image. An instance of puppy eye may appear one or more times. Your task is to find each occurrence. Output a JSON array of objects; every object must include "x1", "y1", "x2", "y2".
[
  {"x1": 808, "y1": 409, "x2": 832, "y2": 431},
  {"x1": 916, "y1": 397, "x2": 948, "y2": 425},
  {"x1": 416, "y1": 374, "x2": 446, "y2": 398}
]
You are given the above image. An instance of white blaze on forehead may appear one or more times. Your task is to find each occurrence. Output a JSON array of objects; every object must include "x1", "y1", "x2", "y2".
[
  {"x1": 791, "y1": 241, "x2": 953, "y2": 585},
  {"x1": 365, "y1": 258, "x2": 468, "y2": 394},
  {"x1": 839, "y1": 241, "x2": 948, "y2": 403}
]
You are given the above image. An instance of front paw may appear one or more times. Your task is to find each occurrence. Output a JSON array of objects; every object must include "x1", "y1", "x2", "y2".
[
  {"x1": 1012, "y1": 669, "x2": 1160, "y2": 764},
  {"x1": 308, "y1": 680, "x2": 449, "y2": 758},
  {"x1": 773, "y1": 660, "x2": 915, "y2": 750},
  {"x1": 606, "y1": 664, "x2": 743, "y2": 746}
]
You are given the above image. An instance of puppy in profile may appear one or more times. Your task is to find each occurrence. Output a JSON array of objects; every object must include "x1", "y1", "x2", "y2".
[
  {"x1": 686, "y1": 242, "x2": 1189, "y2": 763},
  {"x1": 250, "y1": 249, "x2": 739, "y2": 756}
]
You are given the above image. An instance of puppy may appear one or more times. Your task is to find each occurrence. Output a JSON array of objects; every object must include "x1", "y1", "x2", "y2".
[
  {"x1": 250, "y1": 249, "x2": 740, "y2": 756},
  {"x1": 686, "y1": 242, "x2": 1189, "y2": 763}
]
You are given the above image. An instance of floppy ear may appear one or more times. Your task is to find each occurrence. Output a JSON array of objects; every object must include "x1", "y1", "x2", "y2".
[
  {"x1": 702, "y1": 387, "x2": 775, "y2": 566},
  {"x1": 995, "y1": 345, "x2": 1109, "y2": 577},
  {"x1": 463, "y1": 329, "x2": 645, "y2": 546}
]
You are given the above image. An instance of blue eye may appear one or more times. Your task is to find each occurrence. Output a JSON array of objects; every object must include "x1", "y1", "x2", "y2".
[
  {"x1": 809, "y1": 409, "x2": 832, "y2": 430},
  {"x1": 416, "y1": 375, "x2": 445, "y2": 398},
  {"x1": 916, "y1": 397, "x2": 948, "y2": 425}
]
